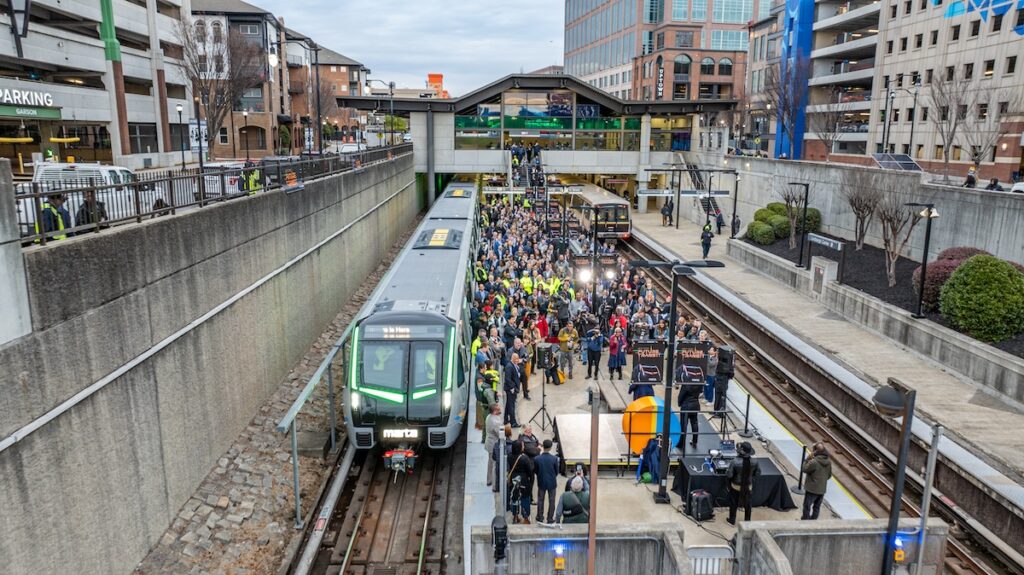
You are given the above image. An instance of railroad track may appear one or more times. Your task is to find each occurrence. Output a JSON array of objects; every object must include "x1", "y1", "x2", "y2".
[{"x1": 620, "y1": 236, "x2": 1018, "y2": 575}]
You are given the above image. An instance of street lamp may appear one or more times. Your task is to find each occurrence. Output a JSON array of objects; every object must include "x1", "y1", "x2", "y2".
[
  {"x1": 629, "y1": 258, "x2": 726, "y2": 504},
  {"x1": 906, "y1": 203, "x2": 939, "y2": 318},
  {"x1": 242, "y1": 110, "x2": 249, "y2": 161},
  {"x1": 882, "y1": 88, "x2": 896, "y2": 153},
  {"x1": 790, "y1": 182, "x2": 810, "y2": 267},
  {"x1": 366, "y1": 79, "x2": 396, "y2": 146},
  {"x1": 873, "y1": 378, "x2": 917, "y2": 575},
  {"x1": 176, "y1": 103, "x2": 185, "y2": 169}
]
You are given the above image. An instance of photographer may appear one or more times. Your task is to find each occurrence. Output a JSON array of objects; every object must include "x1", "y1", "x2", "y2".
[{"x1": 584, "y1": 324, "x2": 607, "y2": 380}]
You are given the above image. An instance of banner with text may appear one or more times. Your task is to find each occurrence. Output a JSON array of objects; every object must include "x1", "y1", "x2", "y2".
[
  {"x1": 631, "y1": 340, "x2": 666, "y2": 384},
  {"x1": 675, "y1": 341, "x2": 711, "y2": 384}
]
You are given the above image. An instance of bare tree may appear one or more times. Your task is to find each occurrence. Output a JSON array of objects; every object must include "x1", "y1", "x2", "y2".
[
  {"x1": 762, "y1": 56, "x2": 811, "y2": 159},
  {"x1": 840, "y1": 169, "x2": 882, "y2": 250},
  {"x1": 925, "y1": 70, "x2": 975, "y2": 183},
  {"x1": 175, "y1": 17, "x2": 264, "y2": 153},
  {"x1": 875, "y1": 190, "x2": 922, "y2": 287},
  {"x1": 957, "y1": 89, "x2": 1023, "y2": 176},
  {"x1": 776, "y1": 183, "x2": 805, "y2": 250},
  {"x1": 811, "y1": 88, "x2": 847, "y2": 162}
]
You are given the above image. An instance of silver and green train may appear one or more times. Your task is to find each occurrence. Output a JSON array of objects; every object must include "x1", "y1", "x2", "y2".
[{"x1": 343, "y1": 182, "x2": 479, "y2": 472}]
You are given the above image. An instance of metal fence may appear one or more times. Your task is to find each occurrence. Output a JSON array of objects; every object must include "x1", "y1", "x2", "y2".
[
  {"x1": 688, "y1": 545, "x2": 735, "y2": 575},
  {"x1": 14, "y1": 143, "x2": 413, "y2": 246}
]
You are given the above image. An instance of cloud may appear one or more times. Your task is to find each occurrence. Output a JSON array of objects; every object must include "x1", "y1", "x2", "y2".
[{"x1": 254, "y1": 0, "x2": 565, "y2": 95}]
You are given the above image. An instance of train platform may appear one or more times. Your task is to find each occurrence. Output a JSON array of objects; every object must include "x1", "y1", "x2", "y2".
[{"x1": 619, "y1": 207, "x2": 1024, "y2": 514}]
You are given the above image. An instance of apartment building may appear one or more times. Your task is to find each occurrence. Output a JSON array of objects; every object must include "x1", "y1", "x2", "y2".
[
  {"x1": 768, "y1": 0, "x2": 1023, "y2": 179},
  {"x1": 0, "y1": 0, "x2": 194, "y2": 172},
  {"x1": 743, "y1": 0, "x2": 783, "y2": 153}
]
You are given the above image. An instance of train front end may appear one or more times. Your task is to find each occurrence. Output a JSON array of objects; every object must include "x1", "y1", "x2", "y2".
[{"x1": 344, "y1": 312, "x2": 462, "y2": 473}]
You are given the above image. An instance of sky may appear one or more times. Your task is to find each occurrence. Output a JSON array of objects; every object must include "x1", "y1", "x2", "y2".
[{"x1": 256, "y1": 0, "x2": 565, "y2": 96}]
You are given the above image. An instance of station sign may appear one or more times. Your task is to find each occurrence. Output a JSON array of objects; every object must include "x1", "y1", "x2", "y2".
[
  {"x1": 638, "y1": 189, "x2": 674, "y2": 196},
  {"x1": 808, "y1": 233, "x2": 843, "y2": 251},
  {"x1": 0, "y1": 104, "x2": 61, "y2": 120},
  {"x1": 678, "y1": 190, "x2": 731, "y2": 197}
]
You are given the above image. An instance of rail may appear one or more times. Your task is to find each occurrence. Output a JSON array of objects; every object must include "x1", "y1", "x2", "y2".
[{"x1": 16, "y1": 143, "x2": 413, "y2": 246}]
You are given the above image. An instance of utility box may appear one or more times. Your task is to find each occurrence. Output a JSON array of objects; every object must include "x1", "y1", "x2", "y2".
[{"x1": 810, "y1": 256, "x2": 838, "y2": 298}]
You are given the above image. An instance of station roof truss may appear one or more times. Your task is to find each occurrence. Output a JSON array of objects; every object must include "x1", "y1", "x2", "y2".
[{"x1": 335, "y1": 74, "x2": 738, "y2": 116}]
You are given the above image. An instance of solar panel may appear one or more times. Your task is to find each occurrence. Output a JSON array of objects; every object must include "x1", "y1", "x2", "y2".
[{"x1": 871, "y1": 153, "x2": 923, "y2": 172}]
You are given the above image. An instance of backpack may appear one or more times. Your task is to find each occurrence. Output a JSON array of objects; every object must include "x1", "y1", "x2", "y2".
[{"x1": 687, "y1": 489, "x2": 715, "y2": 521}]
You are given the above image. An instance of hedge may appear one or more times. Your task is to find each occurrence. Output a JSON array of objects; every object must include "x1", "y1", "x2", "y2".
[
  {"x1": 767, "y1": 214, "x2": 791, "y2": 239},
  {"x1": 747, "y1": 221, "x2": 776, "y2": 245},
  {"x1": 940, "y1": 255, "x2": 1024, "y2": 343},
  {"x1": 754, "y1": 208, "x2": 774, "y2": 222},
  {"x1": 911, "y1": 259, "x2": 964, "y2": 312},
  {"x1": 937, "y1": 247, "x2": 990, "y2": 261},
  {"x1": 766, "y1": 202, "x2": 788, "y2": 216}
]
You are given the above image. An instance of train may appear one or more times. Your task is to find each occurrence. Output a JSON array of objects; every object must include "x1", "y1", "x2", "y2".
[
  {"x1": 577, "y1": 192, "x2": 631, "y2": 240},
  {"x1": 343, "y1": 181, "x2": 478, "y2": 473}
]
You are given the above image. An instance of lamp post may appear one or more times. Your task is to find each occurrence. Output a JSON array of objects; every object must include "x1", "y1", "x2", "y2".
[
  {"x1": 193, "y1": 96, "x2": 205, "y2": 189},
  {"x1": 790, "y1": 182, "x2": 810, "y2": 267},
  {"x1": 629, "y1": 258, "x2": 726, "y2": 504},
  {"x1": 731, "y1": 175, "x2": 741, "y2": 239},
  {"x1": 905, "y1": 203, "x2": 939, "y2": 318},
  {"x1": 908, "y1": 79, "x2": 921, "y2": 156},
  {"x1": 176, "y1": 103, "x2": 185, "y2": 169},
  {"x1": 242, "y1": 110, "x2": 250, "y2": 161},
  {"x1": 366, "y1": 79, "x2": 396, "y2": 146},
  {"x1": 883, "y1": 88, "x2": 896, "y2": 153},
  {"x1": 873, "y1": 378, "x2": 917, "y2": 575}
]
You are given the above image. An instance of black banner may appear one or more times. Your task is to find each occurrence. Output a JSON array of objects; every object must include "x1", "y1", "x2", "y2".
[
  {"x1": 631, "y1": 340, "x2": 666, "y2": 383},
  {"x1": 598, "y1": 255, "x2": 617, "y2": 267},
  {"x1": 573, "y1": 255, "x2": 591, "y2": 268},
  {"x1": 675, "y1": 341, "x2": 711, "y2": 384}
]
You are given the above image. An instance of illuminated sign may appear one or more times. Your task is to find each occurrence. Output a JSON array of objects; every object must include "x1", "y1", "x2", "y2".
[
  {"x1": 362, "y1": 325, "x2": 447, "y2": 339},
  {"x1": 383, "y1": 429, "x2": 419, "y2": 439},
  {"x1": 656, "y1": 66, "x2": 665, "y2": 99}
]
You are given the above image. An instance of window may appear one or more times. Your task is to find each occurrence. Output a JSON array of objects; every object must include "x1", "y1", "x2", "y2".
[
  {"x1": 194, "y1": 19, "x2": 206, "y2": 40},
  {"x1": 361, "y1": 341, "x2": 406, "y2": 391},
  {"x1": 883, "y1": 74, "x2": 890, "y2": 88},
  {"x1": 712, "y1": 0, "x2": 753, "y2": 23},
  {"x1": 238, "y1": 23, "x2": 260, "y2": 36},
  {"x1": 904, "y1": 0, "x2": 911, "y2": 14},
  {"x1": 951, "y1": 25, "x2": 960, "y2": 41},
  {"x1": 718, "y1": 58, "x2": 733, "y2": 75},
  {"x1": 219, "y1": 127, "x2": 228, "y2": 144},
  {"x1": 701, "y1": 57, "x2": 715, "y2": 74},
  {"x1": 925, "y1": 69, "x2": 933, "y2": 83},
  {"x1": 675, "y1": 31, "x2": 694, "y2": 47},
  {"x1": 672, "y1": 0, "x2": 688, "y2": 20},
  {"x1": 656, "y1": 32, "x2": 665, "y2": 50},
  {"x1": 887, "y1": 40, "x2": 894, "y2": 54},
  {"x1": 919, "y1": 0, "x2": 926, "y2": 8},
  {"x1": 934, "y1": 145, "x2": 943, "y2": 160},
  {"x1": 890, "y1": 5, "x2": 897, "y2": 18},
  {"x1": 914, "y1": 33, "x2": 923, "y2": 48},
  {"x1": 964, "y1": 62, "x2": 973, "y2": 79},
  {"x1": 1018, "y1": 8, "x2": 1024, "y2": 29},
  {"x1": 198, "y1": 54, "x2": 207, "y2": 73},
  {"x1": 692, "y1": 0, "x2": 706, "y2": 21},
  {"x1": 674, "y1": 54, "x2": 692, "y2": 75},
  {"x1": 411, "y1": 343, "x2": 441, "y2": 390},
  {"x1": 900, "y1": 37, "x2": 908, "y2": 51},
  {"x1": 127, "y1": 123, "x2": 158, "y2": 154},
  {"x1": 984, "y1": 59, "x2": 994, "y2": 77},
  {"x1": 892, "y1": 109, "x2": 900, "y2": 122},
  {"x1": 978, "y1": 102, "x2": 988, "y2": 119},
  {"x1": 945, "y1": 66, "x2": 954, "y2": 81},
  {"x1": 644, "y1": 0, "x2": 662, "y2": 23},
  {"x1": 897, "y1": 73, "x2": 904, "y2": 87},
  {"x1": 1007, "y1": 56, "x2": 1017, "y2": 75},
  {"x1": 920, "y1": 107, "x2": 928, "y2": 121},
  {"x1": 710, "y1": 30, "x2": 748, "y2": 50},
  {"x1": 214, "y1": 55, "x2": 223, "y2": 73},
  {"x1": 906, "y1": 108, "x2": 914, "y2": 122},
  {"x1": 957, "y1": 104, "x2": 967, "y2": 119},
  {"x1": 211, "y1": 21, "x2": 222, "y2": 43},
  {"x1": 992, "y1": 13, "x2": 1003, "y2": 31},
  {"x1": 970, "y1": 20, "x2": 980, "y2": 36},
  {"x1": 930, "y1": 30, "x2": 938, "y2": 45}
]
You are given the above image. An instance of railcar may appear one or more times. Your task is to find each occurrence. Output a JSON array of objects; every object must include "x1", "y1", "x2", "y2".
[
  {"x1": 343, "y1": 182, "x2": 478, "y2": 472},
  {"x1": 579, "y1": 193, "x2": 631, "y2": 239}
]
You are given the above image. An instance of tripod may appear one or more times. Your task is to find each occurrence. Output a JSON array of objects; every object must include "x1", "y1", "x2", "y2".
[{"x1": 528, "y1": 357, "x2": 555, "y2": 432}]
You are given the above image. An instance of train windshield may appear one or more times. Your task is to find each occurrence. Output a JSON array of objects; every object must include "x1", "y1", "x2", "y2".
[{"x1": 361, "y1": 341, "x2": 406, "y2": 391}]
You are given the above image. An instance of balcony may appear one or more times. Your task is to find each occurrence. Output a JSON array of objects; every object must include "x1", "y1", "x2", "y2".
[
  {"x1": 814, "y1": 2, "x2": 882, "y2": 33},
  {"x1": 286, "y1": 54, "x2": 304, "y2": 68},
  {"x1": 811, "y1": 32, "x2": 878, "y2": 60}
]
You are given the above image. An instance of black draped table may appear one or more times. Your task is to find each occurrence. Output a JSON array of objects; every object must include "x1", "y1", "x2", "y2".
[{"x1": 671, "y1": 456, "x2": 797, "y2": 511}]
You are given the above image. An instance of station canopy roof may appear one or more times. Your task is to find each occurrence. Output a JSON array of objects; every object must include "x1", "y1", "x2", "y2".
[{"x1": 335, "y1": 73, "x2": 737, "y2": 116}]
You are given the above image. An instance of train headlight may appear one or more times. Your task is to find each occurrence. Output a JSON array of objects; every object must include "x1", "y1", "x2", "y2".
[
  {"x1": 351, "y1": 392, "x2": 360, "y2": 410},
  {"x1": 443, "y1": 391, "x2": 452, "y2": 410}
]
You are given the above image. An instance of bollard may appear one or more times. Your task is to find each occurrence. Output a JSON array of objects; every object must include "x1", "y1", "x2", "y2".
[
  {"x1": 791, "y1": 445, "x2": 808, "y2": 495},
  {"x1": 737, "y1": 394, "x2": 754, "y2": 438}
]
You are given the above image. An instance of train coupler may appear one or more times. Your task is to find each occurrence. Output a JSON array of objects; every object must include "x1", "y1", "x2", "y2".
[{"x1": 383, "y1": 449, "x2": 417, "y2": 474}]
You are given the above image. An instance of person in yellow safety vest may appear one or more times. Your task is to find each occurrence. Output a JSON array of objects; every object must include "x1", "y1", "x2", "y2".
[
  {"x1": 494, "y1": 292, "x2": 507, "y2": 312},
  {"x1": 523, "y1": 197, "x2": 531, "y2": 209},
  {"x1": 474, "y1": 264, "x2": 488, "y2": 284},
  {"x1": 471, "y1": 329, "x2": 486, "y2": 357},
  {"x1": 245, "y1": 163, "x2": 263, "y2": 195},
  {"x1": 34, "y1": 194, "x2": 70, "y2": 242},
  {"x1": 548, "y1": 276, "x2": 562, "y2": 295},
  {"x1": 502, "y1": 278, "x2": 511, "y2": 291},
  {"x1": 521, "y1": 275, "x2": 533, "y2": 295}
]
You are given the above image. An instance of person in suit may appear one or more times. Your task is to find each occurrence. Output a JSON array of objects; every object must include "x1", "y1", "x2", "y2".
[
  {"x1": 534, "y1": 440, "x2": 560, "y2": 523},
  {"x1": 504, "y1": 352, "x2": 523, "y2": 427},
  {"x1": 675, "y1": 365, "x2": 703, "y2": 452}
]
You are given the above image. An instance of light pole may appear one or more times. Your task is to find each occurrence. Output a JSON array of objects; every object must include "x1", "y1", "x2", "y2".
[
  {"x1": 873, "y1": 378, "x2": 917, "y2": 575},
  {"x1": 731, "y1": 175, "x2": 741, "y2": 239},
  {"x1": 790, "y1": 182, "x2": 810, "y2": 267},
  {"x1": 912, "y1": 424, "x2": 943, "y2": 575},
  {"x1": 906, "y1": 203, "x2": 939, "y2": 318},
  {"x1": 193, "y1": 96, "x2": 205, "y2": 194},
  {"x1": 908, "y1": 79, "x2": 921, "y2": 156},
  {"x1": 883, "y1": 88, "x2": 896, "y2": 153},
  {"x1": 629, "y1": 258, "x2": 725, "y2": 504},
  {"x1": 242, "y1": 110, "x2": 250, "y2": 161},
  {"x1": 176, "y1": 103, "x2": 185, "y2": 169},
  {"x1": 366, "y1": 79, "x2": 396, "y2": 146}
]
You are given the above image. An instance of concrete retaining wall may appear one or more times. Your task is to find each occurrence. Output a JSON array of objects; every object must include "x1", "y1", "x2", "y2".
[
  {"x1": 0, "y1": 155, "x2": 419, "y2": 575},
  {"x1": 0, "y1": 162, "x2": 30, "y2": 345},
  {"x1": 727, "y1": 239, "x2": 1024, "y2": 406},
  {"x1": 469, "y1": 524, "x2": 692, "y2": 575},
  {"x1": 682, "y1": 151, "x2": 1024, "y2": 264},
  {"x1": 735, "y1": 519, "x2": 948, "y2": 575}
]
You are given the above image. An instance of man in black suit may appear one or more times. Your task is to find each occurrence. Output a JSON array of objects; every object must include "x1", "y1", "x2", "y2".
[
  {"x1": 675, "y1": 366, "x2": 702, "y2": 452},
  {"x1": 504, "y1": 352, "x2": 523, "y2": 427},
  {"x1": 534, "y1": 439, "x2": 560, "y2": 523}
]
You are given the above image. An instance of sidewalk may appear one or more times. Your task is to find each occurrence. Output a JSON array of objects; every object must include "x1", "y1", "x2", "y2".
[{"x1": 631, "y1": 208, "x2": 1024, "y2": 483}]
